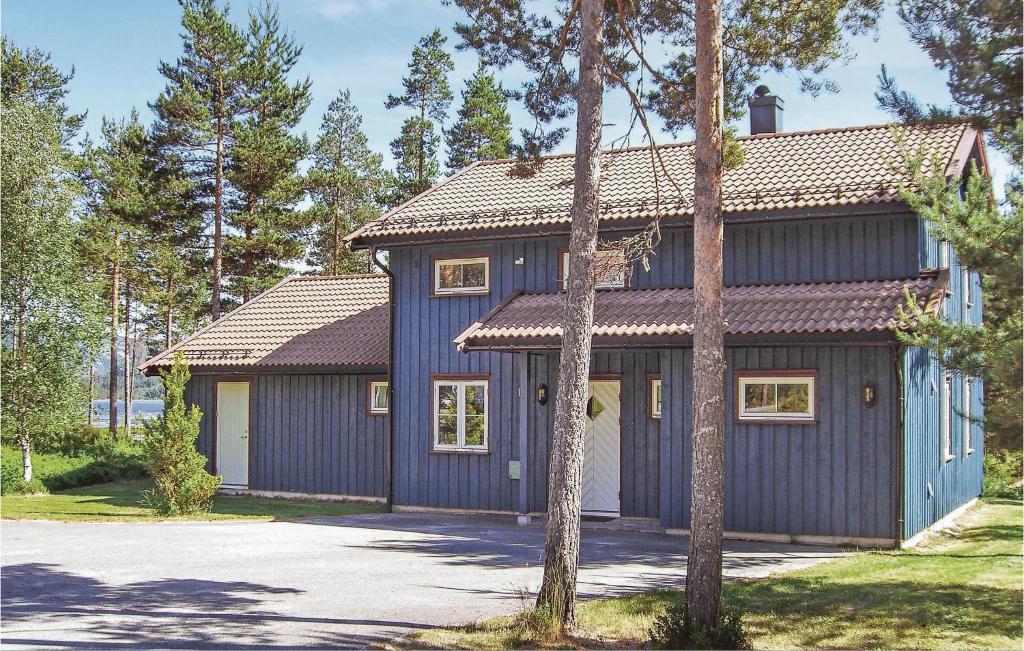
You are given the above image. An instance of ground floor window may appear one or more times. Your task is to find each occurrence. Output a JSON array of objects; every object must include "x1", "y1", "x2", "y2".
[
  {"x1": 369, "y1": 380, "x2": 389, "y2": 414},
  {"x1": 942, "y1": 374, "x2": 954, "y2": 462},
  {"x1": 964, "y1": 378, "x2": 975, "y2": 455},
  {"x1": 433, "y1": 377, "x2": 488, "y2": 451},
  {"x1": 650, "y1": 376, "x2": 662, "y2": 419},
  {"x1": 736, "y1": 371, "x2": 816, "y2": 422}
]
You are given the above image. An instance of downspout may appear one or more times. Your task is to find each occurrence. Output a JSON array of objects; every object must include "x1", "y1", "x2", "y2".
[
  {"x1": 892, "y1": 341, "x2": 905, "y2": 547},
  {"x1": 371, "y1": 246, "x2": 396, "y2": 513}
]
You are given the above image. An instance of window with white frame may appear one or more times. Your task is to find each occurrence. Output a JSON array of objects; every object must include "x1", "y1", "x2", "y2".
[
  {"x1": 434, "y1": 257, "x2": 489, "y2": 295},
  {"x1": 940, "y1": 240, "x2": 950, "y2": 268},
  {"x1": 942, "y1": 375, "x2": 954, "y2": 461},
  {"x1": 963, "y1": 269, "x2": 972, "y2": 309},
  {"x1": 433, "y1": 378, "x2": 488, "y2": 451},
  {"x1": 737, "y1": 373, "x2": 816, "y2": 422},
  {"x1": 562, "y1": 249, "x2": 626, "y2": 289},
  {"x1": 963, "y1": 378, "x2": 974, "y2": 455},
  {"x1": 369, "y1": 381, "x2": 388, "y2": 415},
  {"x1": 651, "y1": 378, "x2": 663, "y2": 419}
]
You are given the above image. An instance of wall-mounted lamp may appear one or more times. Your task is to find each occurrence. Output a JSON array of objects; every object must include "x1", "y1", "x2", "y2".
[
  {"x1": 863, "y1": 381, "x2": 877, "y2": 409},
  {"x1": 536, "y1": 383, "x2": 548, "y2": 405}
]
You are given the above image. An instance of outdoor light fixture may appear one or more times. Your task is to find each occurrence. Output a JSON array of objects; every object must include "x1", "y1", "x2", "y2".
[
  {"x1": 536, "y1": 383, "x2": 548, "y2": 405},
  {"x1": 863, "y1": 382, "x2": 877, "y2": 409}
]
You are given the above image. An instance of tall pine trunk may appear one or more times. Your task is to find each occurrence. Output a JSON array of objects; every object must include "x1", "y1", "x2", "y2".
[
  {"x1": 108, "y1": 242, "x2": 120, "y2": 438},
  {"x1": 686, "y1": 0, "x2": 727, "y2": 628},
  {"x1": 165, "y1": 275, "x2": 175, "y2": 349},
  {"x1": 123, "y1": 278, "x2": 132, "y2": 434},
  {"x1": 535, "y1": 0, "x2": 604, "y2": 631},
  {"x1": 332, "y1": 207, "x2": 342, "y2": 275},
  {"x1": 212, "y1": 106, "x2": 225, "y2": 321}
]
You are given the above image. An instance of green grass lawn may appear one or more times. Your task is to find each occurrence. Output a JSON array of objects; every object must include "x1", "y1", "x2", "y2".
[
  {"x1": 1, "y1": 479, "x2": 385, "y2": 522},
  {"x1": 412, "y1": 499, "x2": 1023, "y2": 650}
]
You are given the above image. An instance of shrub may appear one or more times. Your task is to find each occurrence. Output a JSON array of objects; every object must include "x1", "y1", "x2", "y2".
[
  {"x1": 1, "y1": 461, "x2": 44, "y2": 495},
  {"x1": 141, "y1": 353, "x2": 220, "y2": 515},
  {"x1": 983, "y1": 449, "x2": 1023, "y2": 500},
  {"x1": 650, "y1": 601, "x2": 751, "y2": 650},
  {"x1": 0, "y1": 441, "x2": 147, "y2": 494}
]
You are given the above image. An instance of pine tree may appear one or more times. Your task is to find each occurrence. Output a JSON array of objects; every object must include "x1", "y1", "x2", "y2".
[
  {"x1": 875, "y1": 0, "x2": 1022, "y2": 446},
  {"x1": 152, "y1": 0, "x2": 249, "y2": 321},
  {"x1": 307, "y1": 90, "x2": 385, "y2": 275},
  {"x1": 1, "y1": 40, "x2": 101, "y2": 479},
  {"x1": 140, "y1": 140, "x2": 208, "y2": 350},
  {"x1": 445, "y1": 61, "x2": 512, "y2": 171},
  {"x1": 876, "y1": 0, "x2": 1021, "y2": 157},
  {"x1": 81, "y1": 112, "x2": 155, "y2": 438},
  {"x1": 385, "y1": 29, "x2": 454, "y2": 203},
  {"x1": 225, "y1": 1, "x2": 312, "y2": 304}
]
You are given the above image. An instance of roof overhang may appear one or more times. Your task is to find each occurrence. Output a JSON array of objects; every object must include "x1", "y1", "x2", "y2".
[{"x1": 454, "y1": 273, "x2": 946, "y2": 352}]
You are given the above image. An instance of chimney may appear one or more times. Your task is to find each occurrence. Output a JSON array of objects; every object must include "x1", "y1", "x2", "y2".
[{"x1": 749, "y1": 85, "x2": 783, "y2": 135}]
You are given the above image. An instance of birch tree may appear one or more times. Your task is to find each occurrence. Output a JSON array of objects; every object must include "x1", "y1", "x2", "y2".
[{"x1": 1, "y1": 40, "x2": 100, "y2": 478}]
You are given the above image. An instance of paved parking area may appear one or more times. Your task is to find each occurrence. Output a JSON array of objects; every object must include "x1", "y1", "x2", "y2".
[{"x1": 1, "y1": 513, "x2": 844, "y2": 648}]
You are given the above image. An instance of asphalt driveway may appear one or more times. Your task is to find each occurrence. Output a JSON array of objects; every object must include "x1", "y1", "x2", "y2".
[{"x1": 1, "y1": 513, "x2": 844, "y2": 648}]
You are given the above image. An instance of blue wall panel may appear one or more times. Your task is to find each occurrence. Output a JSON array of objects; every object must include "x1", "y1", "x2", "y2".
[
  {"x1": 901, "y1": 347, "x2": 984, "y2": 539},
  {"x1": 185, "y1": 373, "x2": 386, "y2": 498},
  {"x1": 659, "y1": 345, "x2": 900, "y2": 540}
]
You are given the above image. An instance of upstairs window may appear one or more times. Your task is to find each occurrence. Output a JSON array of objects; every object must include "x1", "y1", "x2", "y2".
[
  {"x1": 369, "y1": 381, "x2": 388, "y2": 415},
  {"x1": 433, "y1": 377, "x2": 488, "y2": 451},
  {"x1": 737, "y1": 372, "x2": 816, "y2": 422},
  {"x1": 939, "y1": 240, "x2": 951, "y2": 269},
  {"x1": 963, "y1": 378, "x2": 974, "y2": 455},
  {"x1": 561, "y1": 249, "x2": 626, "y2": 289},
  {"x1": 434, "y1": 256, "x2": 489, "y2": 295}
]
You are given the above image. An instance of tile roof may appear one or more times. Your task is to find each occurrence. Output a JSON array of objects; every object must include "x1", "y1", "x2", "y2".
[
  {"x1": 140, "y1": 274, "x2": 390, "y2": 372},
  {"x1": 454, "y1": 273, "x2": 945, "y2": 350},
  {"x1": 347, "y1": 123, "x2": 976, "y2": 244}
]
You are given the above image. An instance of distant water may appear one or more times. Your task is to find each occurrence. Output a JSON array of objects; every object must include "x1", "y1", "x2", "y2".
[{"x1": 90, "y1": 399, "x2": 163, "y2": 426}]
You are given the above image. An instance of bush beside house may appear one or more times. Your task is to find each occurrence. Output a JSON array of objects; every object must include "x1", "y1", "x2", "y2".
[{"x1": 141, "y1": 353, "x2": 221, "y2": 515}]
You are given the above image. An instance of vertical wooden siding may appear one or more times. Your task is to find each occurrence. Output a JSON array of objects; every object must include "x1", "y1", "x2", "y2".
[
  {"x1": 184, "y1": 373, "x2": 387, "y2": 498},
  {"x1": 902, "y1": 223, "x2": 984, "y2": 539},
  {"x1": 660, "y1": 345, "x2": 900, "y2": 540},
  {"x1": 526, "y1": 351, "x2": 661, "y2": 517},
  {"x1": 388, "y1": 213, "x2": 922, "y2": 517}
]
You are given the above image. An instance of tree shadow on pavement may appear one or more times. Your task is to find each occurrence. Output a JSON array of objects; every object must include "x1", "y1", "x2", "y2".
[{"x1": 1, "y1": 563, "x2": 427, "y2": 649}]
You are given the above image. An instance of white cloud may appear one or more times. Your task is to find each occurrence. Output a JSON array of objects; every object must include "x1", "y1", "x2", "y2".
[{"x1": 301, "y1": 0, "x2": 391, "y2": 20}]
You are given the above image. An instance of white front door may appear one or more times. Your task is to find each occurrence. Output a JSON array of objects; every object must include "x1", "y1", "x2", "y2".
[
  {"x1": 216, "y1": 381, "x2": 249, "y2": 488},
  {"x1": 582, "y1": 380, "x2": 621, "y2": 516}
]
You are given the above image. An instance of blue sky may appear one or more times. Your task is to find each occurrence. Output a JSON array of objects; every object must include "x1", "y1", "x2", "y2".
[{"x1": 3, "y1": 0, "x2": 1009, "y2": 185}]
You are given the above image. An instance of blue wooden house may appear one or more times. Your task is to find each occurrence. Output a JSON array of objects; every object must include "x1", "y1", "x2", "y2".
[{"x1": 144, "y1": 98, "x2": 987, "y2": 548}]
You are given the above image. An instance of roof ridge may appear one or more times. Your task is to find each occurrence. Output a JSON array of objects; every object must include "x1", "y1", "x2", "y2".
[
  {"x1": 463, "y1": 121, "x2": 970, "y2": 167},
  {"x1": 344, "y1": 160, "x2": 485, "y2": 245},
  {"x1": 288, "y1": 273, "x2": 388, "y2": 281}
]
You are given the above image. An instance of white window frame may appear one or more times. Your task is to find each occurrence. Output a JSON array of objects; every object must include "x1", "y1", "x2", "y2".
[
  {"x1": 940, "y1": 240, "x2": 950, "y2": 269},
  {"x1": 433, "y1": 257, "x2": 489, "y2": 295},
  {"x1": 562, "y1": 250, "x2": 626, "y2": 289},
  {"x1": 433, "y1": 378, "x2": 488, "y2": 451},
  {"x1": 963, "y1": 378, "x2": 974, "y2": 455},
  {"x1": 737, "y1": 373, "x2": 816, "y2": 422},
  {"x1": 963, "y1": 268, "x2": 973, "y2": 309},
  {"x1": 369, "y1": 381, "x2": 389, "y2": 415},
  {"x1": 651, "y1": 378, "x2": 663, "y2": 419},
  {"x1": 942, "y1": 374, "x2": 954, "y2": 462}
]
